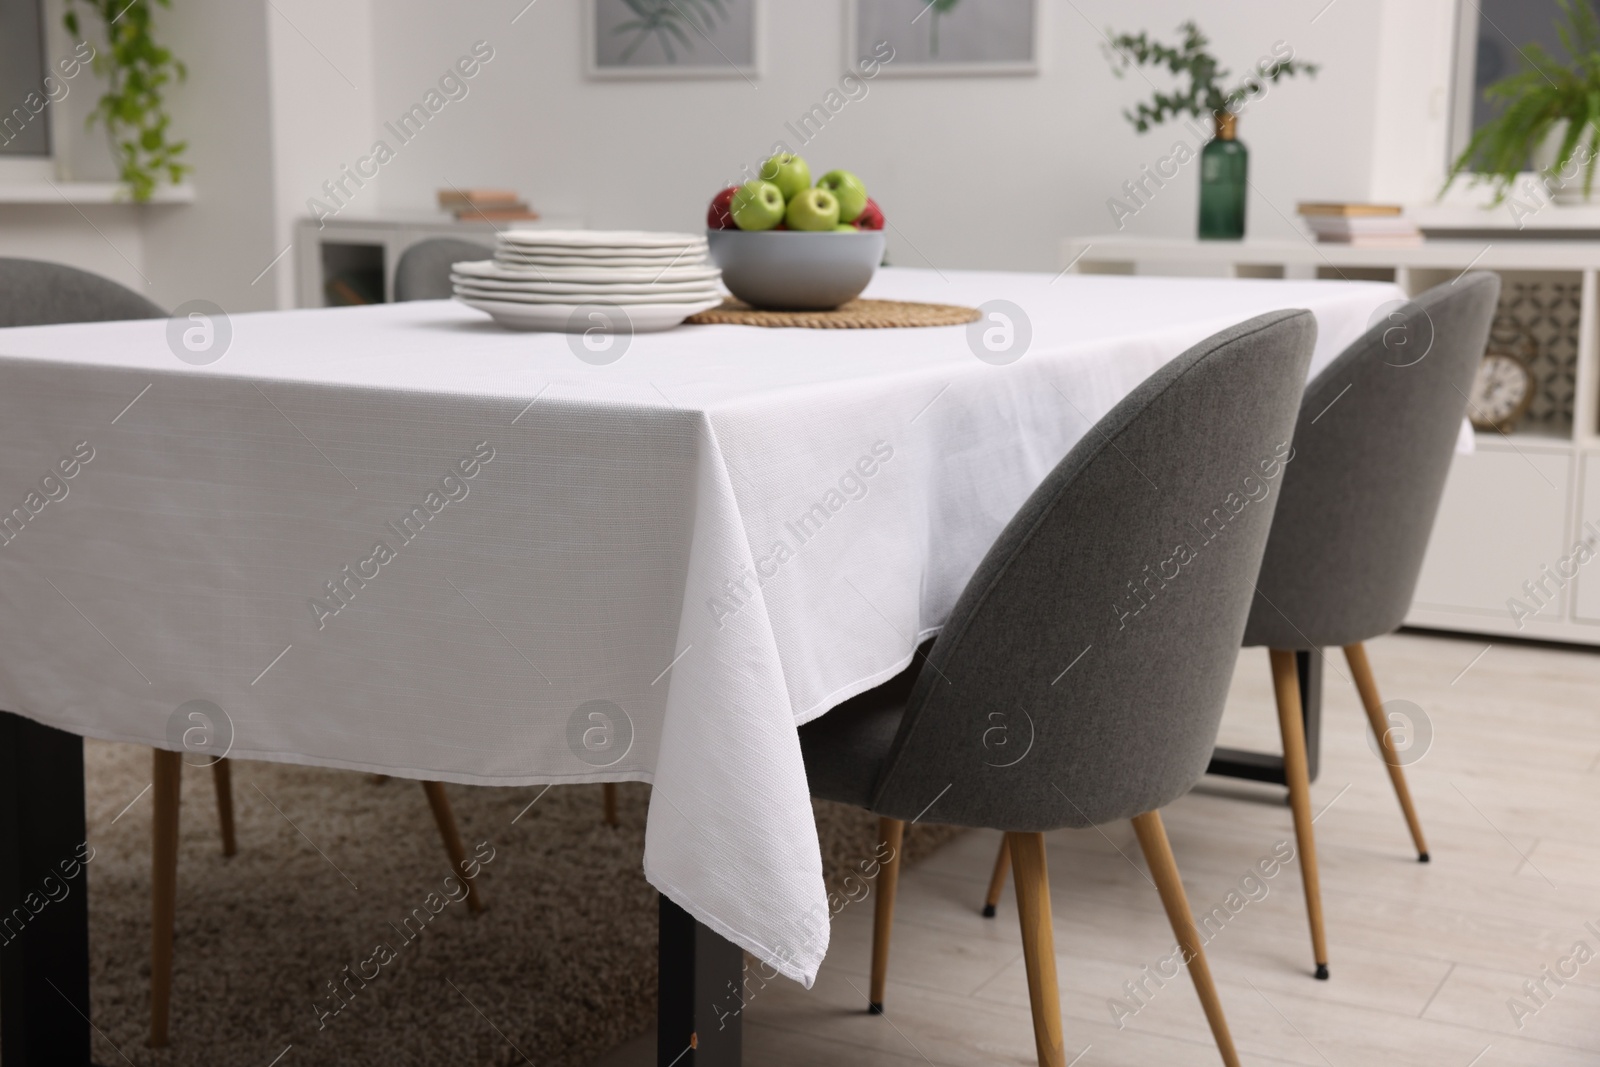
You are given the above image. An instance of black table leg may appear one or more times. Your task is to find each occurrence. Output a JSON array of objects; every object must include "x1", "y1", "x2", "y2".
[
  {"x1": 658, "y1": 894, "x2": 743, "y2": 1066},
  {"x1": 1207, "y1": 648, "x2": 1322, "y2": 786},
  {"x1": 1, "y1": 710, "x2": 99, "y2": 1067}
]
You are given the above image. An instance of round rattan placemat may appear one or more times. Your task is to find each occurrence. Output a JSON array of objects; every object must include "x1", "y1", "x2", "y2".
[{"x1": 685, "y1": 298, "x2": 980, "y2": 329}]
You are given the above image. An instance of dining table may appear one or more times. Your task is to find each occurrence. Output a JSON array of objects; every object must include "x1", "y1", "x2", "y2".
[{"x1": 0, "y1": 266, "x2": 1406, "y2": 1066}]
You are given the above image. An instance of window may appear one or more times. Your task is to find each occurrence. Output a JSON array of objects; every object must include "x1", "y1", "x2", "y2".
[
  {"x1": 1450, "y1": 0, "x2": 1600, "y2": 168},
  {"x1": 0, "y1": 0, "x2": 51, "y2": 157}
]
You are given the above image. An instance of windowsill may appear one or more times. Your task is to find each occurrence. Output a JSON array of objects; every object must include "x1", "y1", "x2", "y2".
[{"x1": 0, "y1": 181, "x2": 195, "y2": 205}]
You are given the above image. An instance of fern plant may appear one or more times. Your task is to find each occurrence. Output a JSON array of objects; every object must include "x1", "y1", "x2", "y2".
[
  {"x1": 1444, "y1": 0, "x2": 1600, "y2": 203},
  {"x1": 1103, "y1": 21, "x2": 1318, "y2": 133},
  {"x1": 613, "y1": 0, "x2": 728, "y2": 63},
  {"x1": 63, "y1": 0, "x2": 189, "y2": 201}
]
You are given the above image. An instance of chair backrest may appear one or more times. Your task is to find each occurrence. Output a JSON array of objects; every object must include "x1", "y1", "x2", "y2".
[
  {"x1": 393, "y1": 238, "x2": 493, "y2": 302},
  {"x1": 1243, "y1": 273, "x2": 1501, "y2": 650},
  {"x1": 870, "y1": 311, "x2": 1317, "y2": 832},
  {"x1": 0, "y1": 258, "x2": 165, "y2": 326}
]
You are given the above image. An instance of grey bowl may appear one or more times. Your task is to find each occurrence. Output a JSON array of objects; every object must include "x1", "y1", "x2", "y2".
[{"x1": 707, "y1": 229, "x2": 886, "y2": 311}]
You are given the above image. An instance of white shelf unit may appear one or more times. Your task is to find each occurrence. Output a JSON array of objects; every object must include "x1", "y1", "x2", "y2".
[
  {"x1": 0, "y1": 181, "x2": 196, "y2": 205},
  {"x1": 294, "y1": 213, "x2": 582, "y2": 308},
  {"x1": 1063, "y1": 235, "x2": 1600, "y2": 647}
]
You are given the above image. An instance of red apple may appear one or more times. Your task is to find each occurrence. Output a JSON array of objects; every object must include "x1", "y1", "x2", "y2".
[
  {"x1": 855, "y1": 197, "x2": 885, "y2": 231},
  {"x1": 707, "y1": 186, "x2": 739, "y2": 230}
]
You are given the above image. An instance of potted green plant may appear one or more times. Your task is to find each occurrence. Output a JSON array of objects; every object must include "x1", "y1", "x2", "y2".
[
  {"x1": 1444, "y1": 0, "x2": 1600, "y2": 205},
  {"x1": 63, "y1": 0, "x2": 189, "y2": 201},
  {"x1": 1104, "y1": 22, "x2": 1318, "y2": 239}
]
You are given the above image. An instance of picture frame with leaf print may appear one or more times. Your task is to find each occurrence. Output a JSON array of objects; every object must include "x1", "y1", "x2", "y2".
[
  {"x1": 586, "y1": 0, "x2": 761, "y2": 80},
  {"x1": 846, "y1": 0, "x2": 1038, "y2": 77}
]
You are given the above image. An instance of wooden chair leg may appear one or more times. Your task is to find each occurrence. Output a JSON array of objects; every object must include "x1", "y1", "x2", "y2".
[
  {"x1": 603, "y1": 782, "x2": 619, "y2": 827},
  {"x1": 150, "y1": 749, "x2": 182, "y2": 1048},
  {"x1": 1008, "y1": 831, "x2": 1065, "y2": 1067},
  {"x1": 868, "y1": 816, "x2": 904, "y2": 1013},
  {"x1": 983, "y1": 836, "x2": 1010, "y2": 917},
  {"x1": 1132, "y1": 811, "x2": 1242, "y2": 1067},
  {"x1": 421, "y1": 781, "x2": 484, "y2": 914},
  {"x1": 1271, "y1": 648, "x2": 1330, "y2": 979},
  {"x1": 1343, "y1": 642, "x2": 1430, "y2": 862},
  {"x1": 211, "y1": 758, "x2": 236, "y2": 857}
]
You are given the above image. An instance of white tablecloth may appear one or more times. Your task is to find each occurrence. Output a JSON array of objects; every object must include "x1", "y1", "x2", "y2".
[{"x1": 0, "y1": 268, "x2": 1401, "y2": 984}]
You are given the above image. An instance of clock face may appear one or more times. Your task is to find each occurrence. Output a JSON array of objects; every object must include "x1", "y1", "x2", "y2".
[{"x1": 1468, "y1": 354, "x2": 1533, "y2": 431}]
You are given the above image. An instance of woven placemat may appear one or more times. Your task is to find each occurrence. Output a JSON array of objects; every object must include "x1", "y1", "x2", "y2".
[{"x1": 686, "y1": 298, "x2": 980, "y2": 329}]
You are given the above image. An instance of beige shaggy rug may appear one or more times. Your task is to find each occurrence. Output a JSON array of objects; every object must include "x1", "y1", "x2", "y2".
[{"x1": 78, "y1": 738, "x2": 963, "y2": 1066}]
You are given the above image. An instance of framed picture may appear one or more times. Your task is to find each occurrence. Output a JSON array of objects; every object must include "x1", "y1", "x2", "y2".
[
  {"x1": 586, "y1": 0, "x2": 761, "y2": 80},
  {"x1": 847, "y1": 0, "x2": 1038, "y2": 77}
]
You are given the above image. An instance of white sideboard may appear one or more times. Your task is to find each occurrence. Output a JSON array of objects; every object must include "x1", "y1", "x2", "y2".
[
  {"x1": 294, "y1": 213, "x2": 582, "y2": 308},
  {"x1": 1063, "y1": 234, "x2": 1600, "y2": 647}
]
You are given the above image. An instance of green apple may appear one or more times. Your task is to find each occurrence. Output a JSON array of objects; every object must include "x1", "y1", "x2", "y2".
[
  {"x1": 832, "y1": 223, "x2": 858, "y2": 232},
  {"x1": 817, "y1": 170, "x2": 868, "y2": 222},
  {"x1": 760, "y1": 152, "x2": 811, "y2": 201},
  {"x1": 786, "y1": 187, "x2": 840, "y2": 231},
  {"x1": 730, "y1": 180, "x2": 786, "y2": 230}
]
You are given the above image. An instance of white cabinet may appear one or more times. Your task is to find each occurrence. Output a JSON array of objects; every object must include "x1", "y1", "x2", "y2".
[
  {"x1": 1411, "y1": 444, "x2": 1572, "y2": 623},
  {"x1": 1570, "y1": 453, "x2": 1600, "y2": 622},
  {"x1": 293, "y1": 214, "x2": 581, "y2": 308}
]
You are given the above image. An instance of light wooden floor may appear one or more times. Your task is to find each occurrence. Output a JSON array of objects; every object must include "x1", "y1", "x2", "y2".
[{"x1": 731, "y1": 631, "x2": 1600, "y2": 1066}]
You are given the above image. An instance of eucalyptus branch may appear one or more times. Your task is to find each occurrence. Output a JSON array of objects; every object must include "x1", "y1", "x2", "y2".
[
  {"x1": 63, "y1": 0, "x2": 189, "y2": 201},
  {"x1": 1103, "y1": 21, "x2": 1317, "y2": 133}
]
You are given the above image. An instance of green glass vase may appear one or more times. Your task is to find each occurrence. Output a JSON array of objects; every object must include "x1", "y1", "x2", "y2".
[{"x1": 1198, "y1": 112, "x2": 1247, "y2": 240}]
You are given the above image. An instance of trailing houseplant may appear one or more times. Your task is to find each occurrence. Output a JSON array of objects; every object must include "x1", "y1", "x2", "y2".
[
  {"x1": 1444, "y1": 0, "x2": 1600, "y2": 205},
  {"x1": 1104, "y1": 22, "x2": 1318, "y2": 239},
  {"x1": 63, "y1": 0, "x2": 189, "y2": 201}
]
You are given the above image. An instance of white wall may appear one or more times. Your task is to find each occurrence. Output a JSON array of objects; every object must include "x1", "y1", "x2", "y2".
[
  {"x1": 361, "y1": 0, "x2": 1402, "y2": 272},
  {"x1": 142, "y1": 0, "x2": 281, "y2": 314},
  {"x1": 0, "y1": 0, "x2": 151, "y2": 295},
  {"x1": 0, "y1": 0, "x2": 283, "y2": 312},
  {"x1": 1368, "y1": 0, "x2": 1459, "y2": 204},
  {"x1": 0, "y1": 205, "x2": 147, "y2": 293},
  {"x1": 0, "y1": 0, "x2": 1465, "y2": 304},
  {"x1": 263, "y1": 0, "x2": 376, "y2": 309}
]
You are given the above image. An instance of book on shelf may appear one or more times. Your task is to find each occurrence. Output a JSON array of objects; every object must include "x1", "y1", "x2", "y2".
[
  {"x1": 1296, "y1": 201, "x2": 1404, "y2": 217},
  {"x1": 437, "y1": 187, "x2": 522, "y2": 208},
  {"x1": 1309, "y1": 233, "x2": 1425, "y2": 247},
  {"x1": 1298, "y1": 203, "x2": 1420, "y2": 245},
  {"x1": 453, "y1": 206, "x2": 540, "y2": 221}
]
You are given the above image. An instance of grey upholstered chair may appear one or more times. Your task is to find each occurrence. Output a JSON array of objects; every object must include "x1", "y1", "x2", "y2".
[
  {"x1": 1235, "y1": 271, "x2": 1501, "y2": 981},
  {"x1": 800, "y1": 310, "x2": 1317, "y2": 1067},
  {"x1": 393, "y1": 237, "x2": 493, "y2": 301},
  {"x1": 974, "y1": 274, "x2": 1503, "y2": 987},
  {"x1": 0, "y1": 258, "x2": 489, "y2": 1046},
  {"x1": 0, "y1": 256, "x2": 166, "y2": 325}
]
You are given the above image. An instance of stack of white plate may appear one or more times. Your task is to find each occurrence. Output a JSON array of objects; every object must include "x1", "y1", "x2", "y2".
[{"x1": 451, "y1": 230, "x2": 723, "y2": 332}]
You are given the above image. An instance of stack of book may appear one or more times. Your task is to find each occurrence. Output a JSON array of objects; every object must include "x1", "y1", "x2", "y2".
[
  {"x1": 437, "y1": 188, "x2": 540, "y2": 222},
  {"x1": 1297, "y1": 203, "x2": 1421, "y2": 246}
]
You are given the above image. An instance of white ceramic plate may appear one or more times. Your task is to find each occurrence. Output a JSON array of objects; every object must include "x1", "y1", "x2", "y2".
[
  {"x1": 453, "y1": 285, "x2": 723, "y2": 306},
  {"x1": 457, "y1": 295, "x2": 722, "y2": 332},
  {"x1": 495, "y1": 251, "x2": 708, "y2": 266},
  {"x1": 498, "y1": 229, "x2": 705, "y2": 249},
  {"x1": 454, "y1": 281, "x2": 723, "y2": 302},
  {"x1": 453, "y1": 259, "x2": 720, "y2": 284},
  {"x1": 497, "y1": 243, "x2": 704, "y2": 255},
  {"x1": 452, "y1": 274, "x2": 722, "y2": 296},
  {"x1": 495, "y1": 252, "x2": 709, "y2": 268}
]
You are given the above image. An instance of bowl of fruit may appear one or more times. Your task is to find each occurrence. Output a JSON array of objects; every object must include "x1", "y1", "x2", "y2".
[{"x1": 706, "y1": 153, "x2": 886, "y2": 311}]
